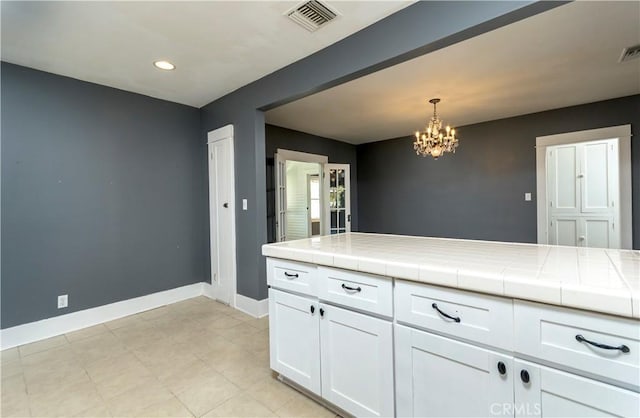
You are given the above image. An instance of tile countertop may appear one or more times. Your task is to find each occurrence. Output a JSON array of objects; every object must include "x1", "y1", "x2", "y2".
[{"x1": 262, "y1": 233, "x2": 640, "y2": 319}]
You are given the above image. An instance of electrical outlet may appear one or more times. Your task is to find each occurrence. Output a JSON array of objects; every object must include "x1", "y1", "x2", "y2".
[
  {"x1": 57, "y1": 294, "x2": 68, "y2": 309},
  {"x1": 242, "y1": 199, "x2": 248, "y2": 211},
  {"x1": 525, "y1": 193, "x2": 532, "y2": 201}
]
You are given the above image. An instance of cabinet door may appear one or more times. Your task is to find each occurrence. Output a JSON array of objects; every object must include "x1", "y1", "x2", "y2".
[
  {"x1": 547, "y1": 145, "x2": 580, "y2": 215},
  {"x1": 548, "y1": 216, "x2": 579, "y2": 247},
  {"x1": 580, "y1": 140, "x2": 617, "y2": 214},
  {"x1": 268, "y1": 288, "x2": 321, "y2": 395},
  {"x1": 582, "y1": 216, "x2": 614, "y2": 249},
  {"x1": 319, "y1": 303, "x2": 393, "y2": 417},
  {"x1": 514, "y1": 359, "x2": 640, "y2": 418},
  {"x1": 395, "y1": 324, "x2": 514, "y2": 418}
]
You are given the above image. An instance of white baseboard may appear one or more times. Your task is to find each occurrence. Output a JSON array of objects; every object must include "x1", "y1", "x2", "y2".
[
  {"x1": 201, "y1": 282, "x2": 216, "y2": 300},
  {"x1": 235, "y1": 294, "x2": 269, "y2": 318},
  {"x1": 0, "y1": 283, "x2": 204, "y2": 350},
  {"x1": 201, "y1": 283, "x2": 268, "y2": 319}
]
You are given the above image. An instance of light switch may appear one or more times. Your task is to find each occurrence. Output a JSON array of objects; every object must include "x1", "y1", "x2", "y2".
[
  {"x1": 242, "y1": 199, "x2": 248, "y2": 210},
  {"x1": 525, "y1": 193, "x2": 532, "y2": 201}
]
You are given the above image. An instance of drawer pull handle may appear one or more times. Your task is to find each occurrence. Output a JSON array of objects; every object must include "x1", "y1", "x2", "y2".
[
  {"x1": 497, "y1": 361, "x2": 506, "y2": 376},
  {"x1": 575, "y1": 334, "x2": 630, "y2": 353},
  {"x1": 284, "y1": 272, "x2": 299, "y2": 279},
  {"x1": 431, "y1": 303, "x2": 461, "y2": 323},
  {"x1": 341, "y1": 284, "x2": 362, "y2": 293}
]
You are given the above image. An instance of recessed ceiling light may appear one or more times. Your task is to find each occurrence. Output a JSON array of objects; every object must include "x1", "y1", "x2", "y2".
[{"x1": 153, "y1": 60, "x2": 175, "y2": 71}]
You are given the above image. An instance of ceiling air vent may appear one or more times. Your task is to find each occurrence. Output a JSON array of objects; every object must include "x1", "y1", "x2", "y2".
[
  {"x1": 619, "y1": 44, "x2": 640, "y2": 63},
  {"x1": 286, "y1": 0, "x2": 338, "y2": 32}
]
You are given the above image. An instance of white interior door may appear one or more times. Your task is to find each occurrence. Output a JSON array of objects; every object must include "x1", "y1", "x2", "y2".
[
  {"x1": 547, "y1": 145, "x2": 579, "y2": 214},
  {"x1": 581, "y1": 141, "x2": 615, "y2": 214},
  {"x1": 208, "y1": 126, "x2": 236, "y2": 306},
  {"x1": 324, "y1": 164, "x2": 351, "y2": 235},
  {"x1": 546, "y1": 139, "x2": 619, "y2": 248},
  {"x1": 536, "y1": 125, "x2": 631, "y2": 249},
  {"x1": 275, "y1": 152, "x2": 287, "y2": 242}
]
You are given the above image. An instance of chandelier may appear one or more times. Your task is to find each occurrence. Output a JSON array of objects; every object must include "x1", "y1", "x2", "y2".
[{"x1": 414, "y1": 98, "x2": 459, "y2": 159}]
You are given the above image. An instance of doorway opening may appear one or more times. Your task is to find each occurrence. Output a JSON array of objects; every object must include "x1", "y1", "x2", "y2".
[
  {"x1": 270, "y1": 148, "x2": 352, "y2": 243},
  {"x1": 284, "y1": 160, "x2": 322, "y2": 240}
]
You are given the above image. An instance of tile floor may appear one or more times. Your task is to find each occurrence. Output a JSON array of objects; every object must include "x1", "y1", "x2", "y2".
[{"x1": 0, "y1": 297, "x2": 338, "y2": 417}]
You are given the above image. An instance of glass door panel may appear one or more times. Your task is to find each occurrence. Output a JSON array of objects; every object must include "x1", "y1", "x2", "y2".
[{"x1": 325, "y1": 164, "x2": 351, "y2": 235}]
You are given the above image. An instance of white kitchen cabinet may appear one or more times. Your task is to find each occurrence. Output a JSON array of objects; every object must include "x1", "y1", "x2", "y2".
[
  {"x1": 268, "y1": 288, "x2": 321, "y2": 395},
  {"x1": 320, "y1": 303, "x2": 394, "y2": 417},
  {"x1": 514, "y1": 359, "x2": 640, "y2": 418},
  {"x1": 395, "y1": 324, "x2": 514, "y2": 417},
  {"x1": 269, "y1": 266, "x2": 394, "y2": 418}
]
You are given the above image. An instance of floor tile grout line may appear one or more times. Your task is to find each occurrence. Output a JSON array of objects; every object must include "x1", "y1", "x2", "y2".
[{"x1": 3, "y1": 296, "x2": 333, "y2": 418}]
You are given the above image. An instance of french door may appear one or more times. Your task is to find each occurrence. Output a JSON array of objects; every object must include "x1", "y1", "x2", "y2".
[
  {"x1": 324, "y1": 164, "x2": 351, "y2": 235},
  {"x1": 274, "y1": 150, "x2": 351, "y2": 241}
]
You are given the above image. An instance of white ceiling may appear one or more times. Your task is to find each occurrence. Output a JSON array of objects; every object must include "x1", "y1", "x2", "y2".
[
  {"x1": 0, "y1": 1, "x2": 412, "y2": 108},
  {"x1": 266, "y1": 1, "x2": 640, "y2": 144}
]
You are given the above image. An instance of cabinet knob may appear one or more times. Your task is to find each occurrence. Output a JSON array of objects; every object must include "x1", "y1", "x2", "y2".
[
  {"x1": 520, "y1": 369, "x2": 530, "y2": 384},
  {"x1": 310, "y1": 305, "x2": 315, "y2": 314},
  {"x1": 319, "y1": 308, "x2": 325, "y2": 317},
  {"x1": 497, "y1": 361, "x2": 506, "y2": 376}
]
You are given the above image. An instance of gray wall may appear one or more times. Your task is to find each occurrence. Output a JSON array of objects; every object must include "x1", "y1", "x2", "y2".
[
  {"x1": 201, "y1": 1, "x2": 558, "y2": 301},
  {"x1": 357, "y1": 95, "x2": 640, "y2": 248},
  {"x1": 265, "y1": 124, "x2": 358, "y2": 242},
  {"x1": 1, "y1": 63, "x2": 208, "y2": 328}
]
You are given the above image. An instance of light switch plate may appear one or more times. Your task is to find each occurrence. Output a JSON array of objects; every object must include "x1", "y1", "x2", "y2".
[
  {"x1": 242, "y1": 199, "x2": 248, "y2": 210},
  {"x1": 525, "y1": 193, "x2": 532, "y2": 201},
  {"x1": 58, "y1": 294, "x2": 68, "y2": 309}
]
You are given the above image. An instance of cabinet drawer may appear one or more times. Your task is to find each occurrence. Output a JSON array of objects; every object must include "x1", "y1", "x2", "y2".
[
  {"x1": 267, "y1": 258, "x2": 317, "y2": 297},
  {"x1": 318, "y1": 267, "x2": 393, "y2": 317},
  {"x1": 395, "y1": 280, "x2": 514, "y2": 350},
  {"x1": 514, "y1": 301, "x2": 640, "y2": 390}
]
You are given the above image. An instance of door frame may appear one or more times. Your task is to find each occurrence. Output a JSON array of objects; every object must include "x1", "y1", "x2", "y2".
[
  {"x1": 275, "y1": 149, "x2": 328, "y2": 242},
  {"x1": 207, "y1": 124, "x2": 237, "y2": 307},
  {"x1": 535, "y1": 124, "x2": 632, "y2": 248}
]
